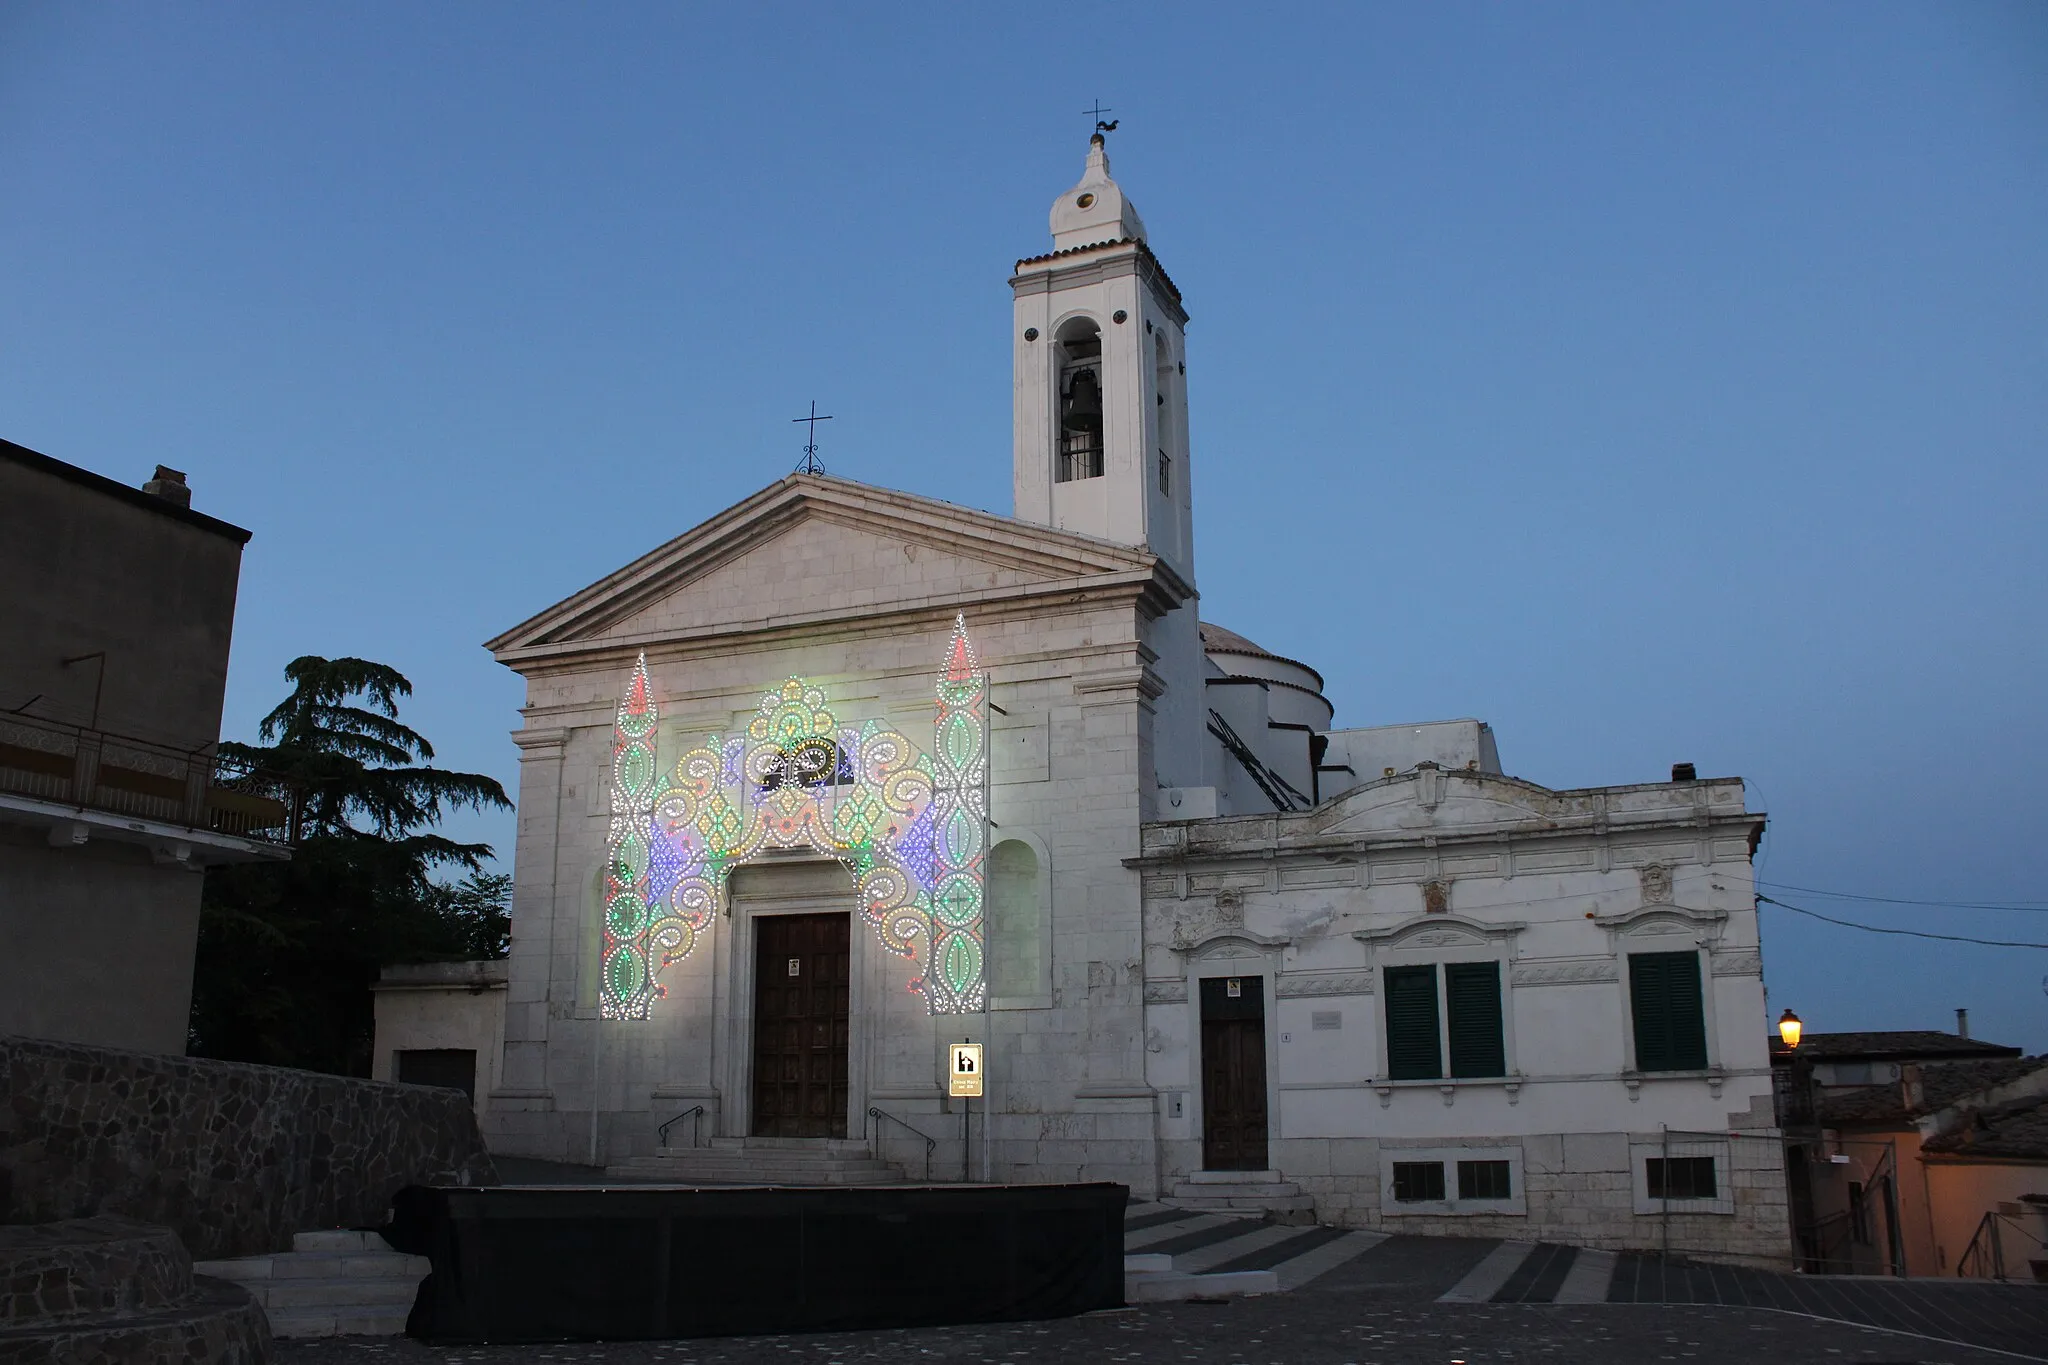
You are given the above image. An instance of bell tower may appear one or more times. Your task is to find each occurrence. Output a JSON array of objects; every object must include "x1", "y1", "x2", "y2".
[{"x1": 1011, "y1": 134, "x2": 1195, "y2": 587}]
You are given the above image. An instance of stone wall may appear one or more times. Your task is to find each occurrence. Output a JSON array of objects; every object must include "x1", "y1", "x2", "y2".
[{"x1": 0, "y1": 1035, "x2": 495, "y2": 1259}]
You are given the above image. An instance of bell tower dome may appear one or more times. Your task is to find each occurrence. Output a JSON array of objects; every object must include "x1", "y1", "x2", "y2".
[{"x1": 1010, "y1": 134, "x2": 1195, "y2": 587}]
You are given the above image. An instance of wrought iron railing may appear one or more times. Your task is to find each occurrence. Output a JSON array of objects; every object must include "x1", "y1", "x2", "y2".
[
  {"x1": 865, "y1": 1107, "x2": 936, "y2": 1183},
  {"x1": 656, "y1": 1105, "x2": 705, "y2": 1149},
  {"x1": 0, "y1": 710, "x2": 293, "y2": 845}
]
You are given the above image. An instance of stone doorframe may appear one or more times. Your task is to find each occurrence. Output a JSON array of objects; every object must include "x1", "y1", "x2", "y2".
[
  {"x1": 1173, "y1": 930, "x2": 1289, "y2": 1172},
  {"x1": 710, "y1": 856, "x2": 878, "y2": 1141}
]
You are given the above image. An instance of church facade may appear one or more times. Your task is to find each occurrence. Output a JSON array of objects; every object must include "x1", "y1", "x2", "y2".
[{"x1": 478, "y1": 136, "x2": 1789, "y2": 1262}]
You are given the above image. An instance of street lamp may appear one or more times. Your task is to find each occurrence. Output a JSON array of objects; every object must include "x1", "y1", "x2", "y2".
[{"x1": 1777, "y1": 1009, "x2": 1803, "y2": 1049}]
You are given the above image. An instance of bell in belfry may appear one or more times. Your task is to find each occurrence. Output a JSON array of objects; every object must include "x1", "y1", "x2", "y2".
[{"x1": 1061, "y1": 368, "x2": 1103, "y2": 432}]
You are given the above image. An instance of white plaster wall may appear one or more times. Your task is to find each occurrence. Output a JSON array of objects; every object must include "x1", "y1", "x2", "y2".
[{"x1": 371, "y1": 977, "x2": 507, "y2": 1125}]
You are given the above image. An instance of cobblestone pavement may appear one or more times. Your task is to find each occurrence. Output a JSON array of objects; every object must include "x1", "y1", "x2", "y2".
[{"x1": 277, "y1": 1210, "x2": 2047, "y2": 1365}]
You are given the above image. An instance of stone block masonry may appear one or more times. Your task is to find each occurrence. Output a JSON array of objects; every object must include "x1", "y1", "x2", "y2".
[{"x1": 0, "y1": 1035, "x2": 496, "y2": 1260}]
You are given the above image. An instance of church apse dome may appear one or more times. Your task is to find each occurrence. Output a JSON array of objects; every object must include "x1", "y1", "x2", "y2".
[{"x1": 1199, "y1": 621, "x2": 1334, "y2": 732}]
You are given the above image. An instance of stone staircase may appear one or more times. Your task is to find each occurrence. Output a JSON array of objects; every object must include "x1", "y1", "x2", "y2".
[
  {"x1": 604, "y1": 1136, "x2": 906, "y2": 1185},
  {"x1": 1162, "y1": 1169, "x2": 1317, "y2": 1223},
  {"x1": 195, "y1": 1229, "x2": 430, "y2": 1338},
  {"x1": 0, "y1": 1215, "x2": 269, "y2": 1364}
]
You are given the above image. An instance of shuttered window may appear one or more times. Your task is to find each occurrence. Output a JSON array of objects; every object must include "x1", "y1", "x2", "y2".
[
  {"x1": 1629, "y1": 951, "x2": 1709, "y2": 1072},
  {"x1": 1445, "y1": 961, "x2": 1506, "y2": 1078},
  {"x1": 1384, "y1": 962, "x2": 1507, "y2": 1081},
  {"x1": 1383, "y1": 966, "x2": 1442, "y2": 1080}
]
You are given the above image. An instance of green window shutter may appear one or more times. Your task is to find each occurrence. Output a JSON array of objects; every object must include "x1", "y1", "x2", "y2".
[
  {"x1": 1445, "y1": 961, "x2": 1506, "y2": 1078},
  {"x1": 1383, "y1": 965, "x2": 1442, "y2": 1080},
  {"x1": 1630, "y1": 951, "x2": 1707, "y2": 1072}
]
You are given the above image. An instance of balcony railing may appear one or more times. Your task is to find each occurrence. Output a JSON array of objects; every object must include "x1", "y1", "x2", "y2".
[{"x1": 0, "y1": 710, "x2": 293, "y2": 845}]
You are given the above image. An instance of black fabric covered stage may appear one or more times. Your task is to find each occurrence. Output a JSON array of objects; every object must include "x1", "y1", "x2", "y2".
[{"x1": 385, "y1": 1182, "x2": 1127, "y2": 1342}]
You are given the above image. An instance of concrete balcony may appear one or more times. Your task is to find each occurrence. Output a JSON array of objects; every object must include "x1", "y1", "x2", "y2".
[{"x1": 0, "y1": 711, "x2": 293, "y2": 866}]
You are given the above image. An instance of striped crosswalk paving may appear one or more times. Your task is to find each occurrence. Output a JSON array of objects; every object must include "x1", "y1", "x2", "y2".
[
  {"x1": 1121, "y1": 1201, "x2": 1386, "y2": 1293},
  {"x1": 1435, "y1": 1239, "x2": 1620, "y2": 1305}
]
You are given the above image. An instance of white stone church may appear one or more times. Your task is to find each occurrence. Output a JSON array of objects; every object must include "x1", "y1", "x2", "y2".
[{"x1": 468, "y1": 135, "x2": 1789, "y2": 1259}]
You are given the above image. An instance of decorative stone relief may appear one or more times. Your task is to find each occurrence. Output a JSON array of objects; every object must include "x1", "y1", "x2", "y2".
[
  {"x1": 1276, "y1": 972, "x2": 1374, "y2": 999},
  {"x1": 1422, "y1": 880, "x2": 1450, "y2": 914},
  {"x1": 1143, "y1": 980, "x2": 1189, "y2": 1004},
  {"x1": 1407, "y1": 929, "x2": 1480, "y2": 947},
  {"x1": 1709, "y1": 950, "x2": 1762, "y2": 977},
  {"x1": 1510, "y1": 960, "x2": 1620, "y2": 987},
  {"x1": 1638, "y1": 863, "x2": 1674, "y2": 906}
]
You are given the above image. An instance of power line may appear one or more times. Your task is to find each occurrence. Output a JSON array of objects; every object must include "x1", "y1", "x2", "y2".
[
  {"x1": 1756, "y1": 879, "x2": 2048, "y2": 913},
  {"x1": 1758, "y1": 895, "x2": 2048, "y2": 950}
]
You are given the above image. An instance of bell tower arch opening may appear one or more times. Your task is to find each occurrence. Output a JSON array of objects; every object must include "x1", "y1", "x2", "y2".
[{"x1": 1055, "y1": 317, "x2": 1105, "y2": 483}]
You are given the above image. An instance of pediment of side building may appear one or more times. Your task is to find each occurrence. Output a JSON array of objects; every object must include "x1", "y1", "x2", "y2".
[
  {"x1": 487, "y1": 475, "x2": 1167, "y2": 659},
  {"x1": 1304, "y1": 770, "x2": 1589, "y2": 840}
]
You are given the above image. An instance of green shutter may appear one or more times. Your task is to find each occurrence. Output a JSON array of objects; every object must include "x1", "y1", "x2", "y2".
[
  {"x1": 1445, "y1": 961, "x2": 1506, "y2": 1078},
  {"x1": 1630, "y1": 951, "x2": 1707, "y2": 1072},
  {"x1": 1384, "y1": 965, "x2": 1442, "y2": 1080}
]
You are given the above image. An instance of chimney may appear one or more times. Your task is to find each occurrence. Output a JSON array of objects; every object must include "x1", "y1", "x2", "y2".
[
  {"x1": 142, "y1": 465, "x2": 191, "y2": 508},
  {"x1": 1956, "y1": 1007, "x2": 1970, "y2": 1039},
  {"x1": 1670, "y1": 762, "x2": 1697, "y2": 782}
]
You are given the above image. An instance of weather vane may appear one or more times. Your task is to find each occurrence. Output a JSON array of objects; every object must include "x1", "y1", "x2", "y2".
[
  {"x1": 792, "y1": 400, "x2": 833, "y2": 476},
  {"x1": 1085, "y1": 100, "x2": 1118, "y2": 137}
]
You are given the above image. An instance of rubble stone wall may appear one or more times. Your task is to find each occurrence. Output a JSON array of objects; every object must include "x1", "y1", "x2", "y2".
[{"x1": 0, "y1": 1035, "x2": 495, "y2": 1259}]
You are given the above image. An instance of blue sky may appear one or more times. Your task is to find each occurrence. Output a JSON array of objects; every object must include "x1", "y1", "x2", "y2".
[{"x1": 4, "y1": 4, "x2": 2044, "y2": 1048}]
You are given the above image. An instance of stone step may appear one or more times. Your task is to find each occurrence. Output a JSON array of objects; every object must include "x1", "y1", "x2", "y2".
[
  {"x1": 290, "y1": 1230, "x2": 390, "y2": 1253},
  {"x1": 1170, "y1": 1181, "x2": 1302, "y2": 1200},
  {"x1": 1164, "y1": 1193, "x2": 1317, "y2": 1211},
  {"x1": 236, "y1": 1276, "x2": 422, "y2": 1310},
  {"x1": 1124, "y1": 1268, "x2": 1279, "y2": 1302},
  {"x1": 266, "y1": 1305, "x2": 413, "y2": 1339},
  {"x1": 646, "y1": 1155, "x2": 896, "y2": 1171},
  {"x1": 1182, "y1": 1169, "x2": 1284, "y2": 1185},
  {"x1": 195, "y1": 1250, "x2": 426, "y2": 1280},
  {"x1": 603, "y1": 1163, "x2": 903, "y2": 1186},
  {"x1": 2, "y1": 1276, "x2": 271, "y2": 1363}
]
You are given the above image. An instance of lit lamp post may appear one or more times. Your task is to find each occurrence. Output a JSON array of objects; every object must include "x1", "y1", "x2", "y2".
[
  {"x1": 1777, "y1": 1009, "x2": 1803, "y2": 1050},
  {"x1": 1777, "y1": 1008, "x2": 1821, "y2": 1270}
]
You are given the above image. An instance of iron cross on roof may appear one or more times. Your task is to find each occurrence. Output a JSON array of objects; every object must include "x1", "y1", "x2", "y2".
[
  {"x1": 792, "y1": 400, "x2": 833, "y2": 476},
  {"x1": 1086, "y1": 100, "x2": 1118, "y2": 136}
]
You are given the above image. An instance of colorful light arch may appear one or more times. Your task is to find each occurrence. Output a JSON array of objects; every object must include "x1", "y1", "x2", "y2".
[{"x1": 601, "y1": 615, "x2": 989, "y2": 1018}]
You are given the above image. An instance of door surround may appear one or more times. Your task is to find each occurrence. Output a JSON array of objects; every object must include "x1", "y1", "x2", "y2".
[
  {"x1": 1176, "y1": 934, "x2": 1285, "y2": 1172},
  {"x1": 711, "y1": 857, "x2": 870, "y2": 1140}
]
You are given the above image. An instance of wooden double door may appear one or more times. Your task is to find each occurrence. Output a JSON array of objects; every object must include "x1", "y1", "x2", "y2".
[
  {"x1": 751, "y1": 912, "x2": 850, "y2": 1138},
  {"x1": 1200, "y1": 975, "x2": 1269, "y2": 1171}
]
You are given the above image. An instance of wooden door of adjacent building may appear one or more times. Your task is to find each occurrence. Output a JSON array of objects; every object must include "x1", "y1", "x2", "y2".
[
  {"x1": 1200, "y1": 975, "x2": 1269, "y2": 1171},
  {"x1": 751, "y1": 912, "x2": 851, "y2": 1138}
]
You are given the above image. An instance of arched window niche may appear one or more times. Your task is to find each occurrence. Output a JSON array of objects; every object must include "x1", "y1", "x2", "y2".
[
  {"x1": 988, "y1": 835, "x2": 1052, "y2": 1007},
  {"x1": 1054, "y1": 317, "x2": 1104, "y2": 483}
]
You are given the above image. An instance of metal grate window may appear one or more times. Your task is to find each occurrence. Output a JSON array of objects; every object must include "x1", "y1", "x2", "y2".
[
  {"x1": 1645, "y1": 1155, "x2": 1718, "y2": 1200},
  {"x1": 1391, "y1": 1161, "x2": 1446, "y2": 1203},
  {"x1": 1456, "y1": 1159, "x2": 1513, "y2": 1201}
]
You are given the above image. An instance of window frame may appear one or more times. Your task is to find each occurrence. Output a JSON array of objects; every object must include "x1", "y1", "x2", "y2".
[
  {"x1": 1624, "y1": 948, "x2": 1711, "y2": 1073},
  {"x1": 1364, "y1": 916, "x2": 1520, "y2": 1085},
  {"x1": 1630, "y1": 1138, "x2": 1734, "y2": 1216},
  {"x1": 1378, "y1": 1144, "x2": 1527, "y2": 1217}
]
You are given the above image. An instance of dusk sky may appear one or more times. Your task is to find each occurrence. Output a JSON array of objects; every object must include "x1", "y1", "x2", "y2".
[{"x1": 4, "y1": 4, "x2": 2043, "y2": 1048}]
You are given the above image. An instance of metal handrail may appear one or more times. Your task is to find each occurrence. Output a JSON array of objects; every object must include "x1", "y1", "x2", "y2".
[
  {"x1": 1958, "y1": 1208, "x2": 2047, "y2": 1281},
  {"x1": 865, "y1": 1107, "x2": 935, "y2": 1182},
  {"x1": 656, "y1": 1105, "x2": 705, "y2": 1149}
]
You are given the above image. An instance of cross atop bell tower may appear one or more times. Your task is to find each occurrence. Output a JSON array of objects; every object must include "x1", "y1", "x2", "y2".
[{"x1": 1009, "y1": 134, "x2": 1194, "y2": 586}]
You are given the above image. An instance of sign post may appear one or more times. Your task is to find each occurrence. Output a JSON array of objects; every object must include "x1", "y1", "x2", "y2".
[{"x1": 948, "y1": 1041, "x2": 984, "y2": 1183}]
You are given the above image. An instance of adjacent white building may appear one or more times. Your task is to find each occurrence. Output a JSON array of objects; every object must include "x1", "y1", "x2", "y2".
[{"x1": 467, "y1": 135, "x2": 1789, "y2": 1261}]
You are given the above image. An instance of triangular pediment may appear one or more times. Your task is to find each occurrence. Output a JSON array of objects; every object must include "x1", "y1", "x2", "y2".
[
  {"x1": 487, "y1": 474, "x2": 1182, "y2": 662},
  {"x1": 1306, "y1": 770, "x2": 1584, "y2": 840}
]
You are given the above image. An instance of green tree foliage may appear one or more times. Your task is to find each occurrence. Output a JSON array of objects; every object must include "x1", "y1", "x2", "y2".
[{"x1": 190, "y1": 656, "x2": 513, "y2": 1075}]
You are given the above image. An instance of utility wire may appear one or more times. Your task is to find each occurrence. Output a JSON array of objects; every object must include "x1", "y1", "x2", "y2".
[
  {"x1": 1758, "y1": 895, "x2": 2048, "y2": 950},
  {"x1": 1756, "y1": 879, "x2": 2048, "y2": 913}
]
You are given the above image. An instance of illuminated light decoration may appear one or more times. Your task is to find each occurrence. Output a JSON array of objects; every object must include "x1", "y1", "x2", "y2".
[{"x1": 598, "y1": 616, "x2": 990, "y2": 1019}]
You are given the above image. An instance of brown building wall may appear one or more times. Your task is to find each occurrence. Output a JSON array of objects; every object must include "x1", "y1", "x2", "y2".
[{"x1": 0, "y1": 440, "x2": 254, "y2": 1055}]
